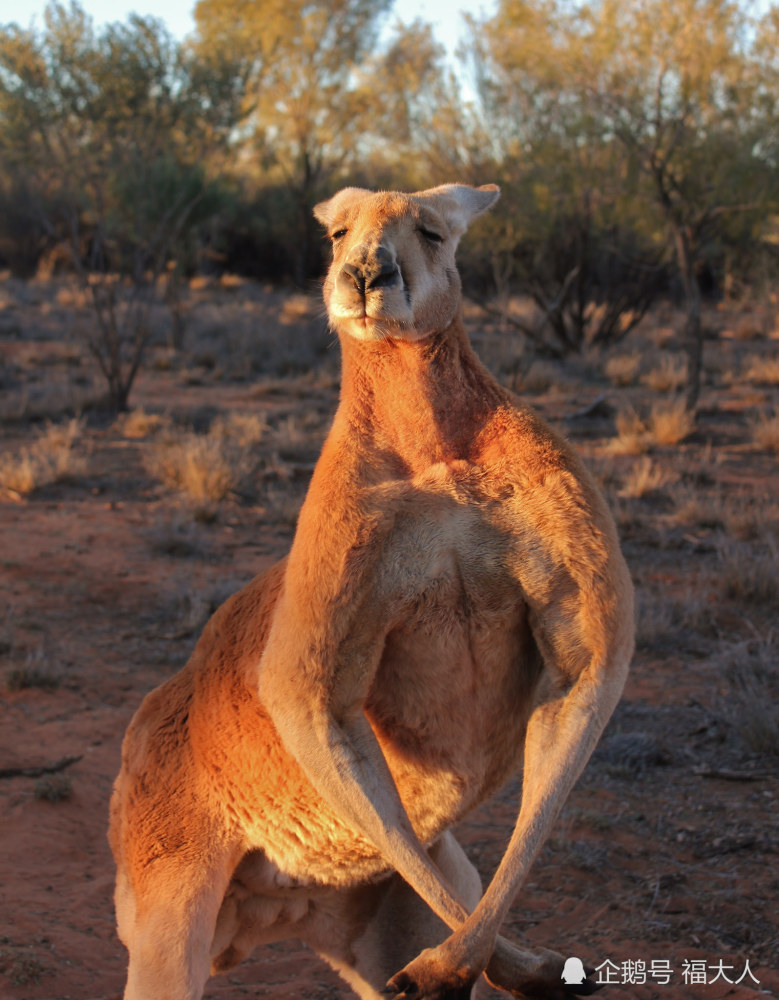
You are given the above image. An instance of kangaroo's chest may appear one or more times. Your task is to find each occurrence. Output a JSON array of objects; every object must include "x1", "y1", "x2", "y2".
[
  {"x1": 365, "y1": 467, "x2": 541, "y2": 827},
  {"x1": 373, "y1": 463, "x2": 521, "y2": 627}
]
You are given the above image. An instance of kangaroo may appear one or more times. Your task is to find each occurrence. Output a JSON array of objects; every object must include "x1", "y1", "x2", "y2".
[{"x1": 110, "y1": 182, "x2": 634, "y2": 1000}]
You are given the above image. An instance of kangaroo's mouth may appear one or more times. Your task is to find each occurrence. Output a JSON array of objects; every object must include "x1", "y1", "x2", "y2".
[
  {"x1": 338, "y1": 314, "x2": 416, "y2": 342},
  {"x1": 327, "y1": 287, "x2": 416, "y2": 339}
]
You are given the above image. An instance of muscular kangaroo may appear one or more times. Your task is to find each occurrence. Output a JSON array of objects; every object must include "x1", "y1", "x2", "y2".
[{"x1": 110, "y1": 183, "x2": 634, "y2": 1000}]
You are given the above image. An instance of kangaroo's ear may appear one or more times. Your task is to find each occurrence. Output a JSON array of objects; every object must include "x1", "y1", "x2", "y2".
[
  {"x1": 416, "y1": 184, "x2": 500, "y2": 236},
  {"x1": 416, "y1": 184, "x2": 501, "y2": 237},
  {"x1": 313, "y1": 187, "x2": 373, "y2": 229}
]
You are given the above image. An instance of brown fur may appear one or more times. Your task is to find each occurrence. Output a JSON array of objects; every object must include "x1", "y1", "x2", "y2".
[{"x1": 110, "y1": 183, "x2": 634, "y2": 1000}]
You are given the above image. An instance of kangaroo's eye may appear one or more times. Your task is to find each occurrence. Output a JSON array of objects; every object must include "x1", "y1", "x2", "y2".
[
  {"x1": 419, "y1": 228, "x2": 443, "y2": 244},
  {"x1": 330, "y1": 229, "x2": 348, "y2": 242}
]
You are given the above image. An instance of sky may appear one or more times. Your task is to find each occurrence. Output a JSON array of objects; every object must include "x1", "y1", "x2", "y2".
[{"x1": 5, "y1": 0, "x2": 498, "y2": 58}]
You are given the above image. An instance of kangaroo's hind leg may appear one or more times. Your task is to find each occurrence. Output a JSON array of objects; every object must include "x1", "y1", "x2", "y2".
[
  {"x1": 116, "y1": 839, "x2": 240, "y2": 1000},
  {"x1": 309, "y1": 831, "x2": 487, "y2": 1000}
]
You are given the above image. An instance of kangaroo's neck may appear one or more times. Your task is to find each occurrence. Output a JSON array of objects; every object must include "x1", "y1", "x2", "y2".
[{"x1": 334, "y1": 318, "x2": 504, "y2": 473}]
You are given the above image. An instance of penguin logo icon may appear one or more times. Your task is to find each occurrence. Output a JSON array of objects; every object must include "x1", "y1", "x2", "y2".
[{"x1": 562, "y1": 957, "x2": 587, "y2": 985}]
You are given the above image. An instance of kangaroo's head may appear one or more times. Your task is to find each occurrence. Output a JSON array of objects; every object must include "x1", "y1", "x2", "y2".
[{"x1": 314, "y1": 184, "x2": 500, "y2": 343}]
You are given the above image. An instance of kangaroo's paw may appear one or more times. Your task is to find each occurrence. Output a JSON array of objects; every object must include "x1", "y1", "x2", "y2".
[{"x1": 384, "y1": 944, "x2": 479, "y2": 1000}]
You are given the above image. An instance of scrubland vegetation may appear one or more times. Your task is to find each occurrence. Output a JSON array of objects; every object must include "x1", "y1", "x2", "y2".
[
  {"x1": 1, "y1": 0, "x2": 779, "y2": 409},
  {"x1": 1, "y1": 1, "x2": 778, "y2": 996}
]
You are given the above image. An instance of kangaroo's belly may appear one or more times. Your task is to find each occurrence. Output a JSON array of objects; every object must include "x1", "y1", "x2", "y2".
[{"x1": 370, "y1": 596, "x2": 540, "y2": 830}]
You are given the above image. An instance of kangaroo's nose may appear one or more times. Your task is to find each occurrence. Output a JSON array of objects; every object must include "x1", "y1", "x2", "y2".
[
  {"x1": 367, "y1": 245, "x2": 400, "y2": 290},
  {"x1": 341, "y1": 262, "x2": 365, "y2": 295},
  {"x1": 340, "y1": 246, "x2": 401, "y2": 296},
  {"x1": 367, "y1": 259, "x2": 401, "y2": 291}
]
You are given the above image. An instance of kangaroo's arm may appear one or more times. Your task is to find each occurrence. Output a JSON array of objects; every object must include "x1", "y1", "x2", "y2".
[{"x1": 257, "y1": 499, "x2": 474, "y2": 926}]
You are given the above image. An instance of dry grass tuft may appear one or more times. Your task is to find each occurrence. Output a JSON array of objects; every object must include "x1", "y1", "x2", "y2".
[
  {"x1": 740, "y1": 355, "x2": 779, "y2": 386},
  {"x1": 635, "y1": 585, "x2": 712, "y2": 653},
  {"x1": 719, "y1": 539, "x2": 779, "y2": 608},
  {"x1": 145, "y1": 412, "x2": 266, "y2": 504},
  {"x1": 219, "y1": 273, "x2": 245, "y2": 290},
  {"x1": 6, "y1": 641, "x2": 61, "y2": 692},
  {"x1": 720, "y1": 631, "x2": 779, "y2": 755},
  {"x1": 280, "y1": 294, "x2": 317, "y2": 325},
  {"x1": 670, "y1": 485, "x2": 727, "y2": 529},
  {"x1": 749, "y1": 410, "x2": 779, "y2": 451},
  {"x1": 117, "y1": 408, "x2": 171, "y2": 439},
  {"x1": 0, "y1": 417, "x2": 86, "y2": 496},
  {"x1": 34, "y1": 773, "x2": 73, "y2": 802},
  {"x1": 146, "y1": 510, "x2": 212, "y2": 558},
  {"x1": 647, "y1": 398, "x2": 695, "y2": 446},
  {"x1": 648, "y1": 323, "x2": 678, "y2": 348},
  {"x1": 643, "y1": 354, "x2": 687, "y2": 393},
  {"x1": 729, "y1": 316, "x2": 765, "y2": 341},
  {"x1": 618, "y1": 456, "x2": 677, "y2": 498},
  {"x1": 608, "y1": 408, "x2": 648, "y2": 455},
  {"x1": 518, "y1": 362, "x2": 559, "y2": 395},
  {"x1": 605, "y1": 352, "x2": 641, "y2": 387}
]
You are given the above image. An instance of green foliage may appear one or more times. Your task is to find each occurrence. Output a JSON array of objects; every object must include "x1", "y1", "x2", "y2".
[
  {"x1": 468, "y1": 0, "x2": 779, "y2": 371},
  {"x1": 0, "y1": 1, "x2": 242, "y2": 409},
  {"x1": 194, "y1": 0, "x2": 395, "y2": 283}
]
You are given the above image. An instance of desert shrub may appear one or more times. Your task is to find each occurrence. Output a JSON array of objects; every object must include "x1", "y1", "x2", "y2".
[
  {"x1": 0, "y1": 417, "x2": 86, "y2": 495},
  {"x1": 473, "y1": 183, "x2": 664, "y2": 358},
  {"x1": 0, "y1": 171, "x2": 59, "y2": 277},
  {"x1": 145, "y1": 412, "x2": 265, "y2": 503},
  {"x1": 0, "y1": 9, "x2": 242, "y2": 410}
]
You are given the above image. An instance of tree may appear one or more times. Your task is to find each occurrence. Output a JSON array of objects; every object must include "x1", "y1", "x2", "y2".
[
  {"x1": 475, "y1": 0, "x2": 779, "y2": 407},
  {"x1": 463, "y1": 2, "x2": 664, "y2": 357},
  {"x1": 194, "y1": 0, "x2": 393, "y2": 286},
  {"x1": 579, "y1": 0, "x2": 779, "y2": 408},
  {"x1": 0, "y1": 2, "x2": 243, "y2": 410}
]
